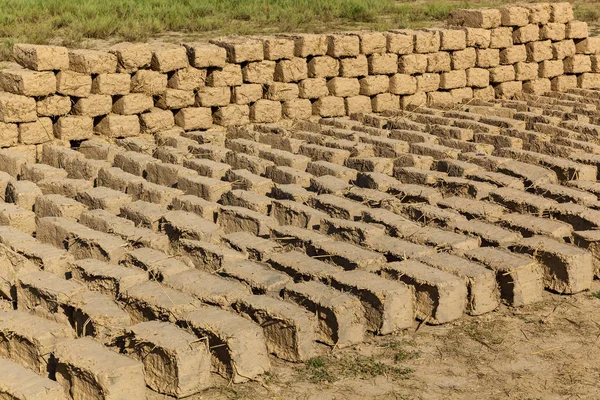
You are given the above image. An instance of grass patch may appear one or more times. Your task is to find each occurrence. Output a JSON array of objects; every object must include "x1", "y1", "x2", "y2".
[
  {"x1": 589, "y1": 290, "x2": 600, "y2": 299},
  {"x1": 300, "y1": 357, "x2": 337, "y2": 384}
]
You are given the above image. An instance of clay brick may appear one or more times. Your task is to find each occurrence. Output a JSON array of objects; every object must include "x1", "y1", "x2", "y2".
[
  {"x1": 527, "y1": 40, "x2": 553, "y2": 62},
  {"x1": 250, "y1": 100, "x2": 282, "y2": 123},
  {"x1": 414, "y1": 30, "x2": 440, "y2": 53},
  {"x1": 450, "y1": 8, "x2": 501, "y2": 29},
  {"x1": 139, "y1": 108, "x2": 174, "y2": 134},
  {"x1": 37, "y1": 177, "x2": 92, "y2": 198},
  {"x1": 327, "y1": 34, "x2": 360, "y2": 57},
  {"x1": 213, "y1": 104, "x2": 250, "y2": 126},
  {"x1": 368, "y1": 52, "x2": 398, "y2": 75},
  {"x1": 339, "y1": 55, "x2": 368, "y2": 77},
  {"x1": 357, "y1": 31, "x2": 386, "y2": 54},
  {"x1": 18, "y1": 118, "x2": 53, "y2": 145},
  {"x1": 298, "y1": 78, "x2": 328, "y2": 99},
  {"x1": 566, "y1": 21, "x2": 589, "y2": 39},
  {"x1": 210, "y1": 37, "x2": 264, "y2": 63},
  {"x1": 168, "y1": 66, "x2": 207, "y2": 90},
  {"x1": 55, "y1": 70, "x2": 90, "y2": 98},
  {"x1": 451, "y1": 47, "x2": 476, "y2": 69},
  {"x1": 130, "y1": 70, "x2": 167, "y2": 95},
  {"x1": 416, "y1": 73, "x2": 440, "y2": 92},
  {"x1": 550, "y1": 2, "x2": 574, "y2": 23},
  {"x1": 401, "y1": 92, "x2": 428, "y2": 108},
  {"x1": 95, "y1": 114, "x2": 140, "y2": 138},
  {"x1": 371, "y1": 93, "x2": 399, "y2": 112},
  {"x1": 398, "y1": 53, "x2": 428, "y2": 75},
  {"x1": 261, "y1": 36, "x2": 295, "y2": 60},
  {"x1": 174, "y1": 107, "x2": 212, "y2": 130},
  {"x1": 345, "y1": 95, "x2": 372, "y2": 115},
  {"x1": 523, "y1": 78, "x2": 551, "y2": 95},
  {"x1": 564, "y1": 54, "x2": 592, "y2": 73},
  {"x1": 68, "y1": 49, "x2": 117, "y2": 74},
  {"x1": 184, "y1": 42, "x2": 227, "y2": 68},
  {"x1": 551, "y1": 74, "x2": 578, "y2": 91},
  {"x1": 440, "y1": 69, "x2": 467, "y2": 89},
  {"x1": 72, "y1": 95, "x2": 112, "y2": 117},
  {"x1": 13, "y1": 43, "x2": 69, "y2": 71},
  {"x1": 0, "y1": 357, "x2": 67, "y2": 399},
  {"x1": 500, "y1": 45, "x2": 527, "y2": 64},
  {"x1": 541, "y1": 23, "x2": 566, "y2": 41},
  {"x1": 359, "y1": 75, "x2": 389, "y2": 95},
  {"x1": 112, "y1": 93, "x2": 153, "y2": 115},
  {"x1": 463, "y1": 27, "x2": 491, "y2": 48},
  {"x1": 427, "y1": 52, "x2": 451, "y2": 72},
  {"x1": 524, "y1": 3, "x2": 551, "y2": 24},
  {"x1": 242, "y1": 60, "x2": 275, "y2": 84},
  {"x1": 231, "y1": 84, "x2": 263, "y2": 104},
  {"x1": 281, "y1": 99, "x2": 312, "y2": 119},
  {"x1": 5, "y1": 180, "x2": 41, "y2": 211},
  {"x1": 0, "y1": 69, "x2": 55, "y2": 97},
  {"x1": 151, "y1": 45, "x2": 188, "y2": 72},
  {"x1": 552, "y1": 40, "x2": 576, "y2": 60},
  {"x1": 207, "y1": 63, "x2": 243, "y2": 86},
  {"x1": 266, "y1": 82, "x2": 299, "y2": 101},
  {"x1": 108, "y1": 42, "x2": 152, "y2": 72},
  {"x1": 195, "y1": 86, "x2": 231, "y2": 107},
  {"x1": 578, "y1": 73, "x2": 600, "y2": 89},
  {"x1": 288, "y1": 34, "x2": 328, "y2": 57},
  {"x1": 36, "y1": 95, "x2": 70, "y2": 117},
  {"x1": 0, "y1": 202, "x2": 35, "y2": 234},
  {"x1": 0, "y1": 122, "x2": 18, "y2": 147},
  {"x1": 500, "y1": 6, "x2": 530, "y2": 26},
  {"x1": 312, "y1": 96, "x2": 345, "y2": 117},
  {"x1": 490, "y1": 27, "x2": 513, "y2": 48},
  {"x1": 389, "y1": 73, "x2": 417, "y2": 94},
  {"x1": 476, "y1": 48, "x2": 500, "y2": 67},
  {"x1": 92, "y1": 73, "x2": 130, "y2": 95},
  {"x1": 385, "y1": 31, "x2": 414, "y2": 54},
  {"x1": 76, "y1": 186, "x2": 131, "y2": 214},
  {"x1": 514, "y1": 62, "x2": 539, "y2": 81}
]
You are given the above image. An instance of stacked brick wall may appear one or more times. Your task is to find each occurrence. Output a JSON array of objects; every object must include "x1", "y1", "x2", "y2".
[{"x1": 0, "y1": 1, "x2": 597, "y2": 154}]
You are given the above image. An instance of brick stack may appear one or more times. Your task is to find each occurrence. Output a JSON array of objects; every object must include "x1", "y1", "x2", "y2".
[{"x1": 0, "y1": 1, "x2": 596, "y2": 154}]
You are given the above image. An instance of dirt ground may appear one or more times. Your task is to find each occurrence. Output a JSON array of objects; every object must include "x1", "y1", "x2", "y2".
[{"x1": 153, "y1": 280, "x2": 600, "y2": 400}]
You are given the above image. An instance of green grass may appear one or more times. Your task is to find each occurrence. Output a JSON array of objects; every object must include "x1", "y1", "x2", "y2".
[
  {"x1": 0, "y1": 0, "x2": 597, "y2": 60},
  {"x1": 589, "y1": 290, "x2": 600, "y2": 299}
]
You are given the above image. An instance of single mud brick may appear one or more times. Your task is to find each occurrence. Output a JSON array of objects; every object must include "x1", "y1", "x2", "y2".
[
  {"x1": 549, "y1": 2, "x2": 574, "y2": 23},
  {"x1": 120, "y1": 200, "x2": 166, "y2": 230},
  {"x1": 181, "y1": 305, "x2": 270, "y2": 383},
  {"x1": 367, "y1": 53, "x2": 397, "y2": 75},
  {"x1": 494, "y1": 81, "x2": 522, "y2": 99},
  {"x1": 226, "y1": 169, "x2": 273, "y2": 195},
  {"x1": 106, "y1": 42, "x2": 151, "y2": 73},
  {"x1": 4, "y1": 180, "x2": 40, "y2": 211},
  {"x1": 438, "y1": 196, "x2": 506, "y2": 221},
  {"x1": 0, "y1": 92, "x2": 36, "y2": 123},
  {"x1": 130, "y1": 70, "x2": 167, "y2": 95},
  {"x1": 326, "y1": 77, "x2": 359, "y2": 97},
  {"x1": 178, "y1": 174, "x2": 231, "y2": 202},
  {"x1": 71, "y1": 258, "x2": 146, "y2": 297},
  {"x1": 464, "y1": 67, "x2": 489, "y2": 88},
  {"x1": 270, "y1": 199, "x2": 326, "y2": 229},
  {"x1": 249, "y1": 99, "x2": 282, "y2": 124},
  {"x1": 449, "y1": 8, "x2": 501, "y2": 29},
  {"x1": 71, "y1": 95, "x2": 111, "y2": 118},
  {"x1": 465, "y1": 247, "x2": 542, "y2": 306},
  {"x1": 183, "y1": 159, "x2": 230, "y2": 180},
  {"x1": 146, "y1": 162, "x2": 196, "y2": 188},
  {"x1": 266, "y1": 248, "x2": 338, "y2": 278},
  {"x1": 223, "y1": 230, "x2": 280, "y2": 259},
  {"x1": 398, "y1": 53, "x2": 427, "y2": 75},
  {"x1": 474, "y1": 48, "x2": 499, "y2": 68},
  {"x1": 448, "y1": 218, "x2": 522, "y2": 247},
  {"x1": 36, "y1": 94, "x2": 70, "y2": 117},
  {"x1": 319, "y1": 217, "x2": 385, "y2": 245},
  {"x1": 266, "y1": 165, "x2": 311, "y2": 186},
  {"x1": 299, "y1": 143, "x2": 351, "y2": 164},
  {"x1": 379, "y1": 260, "x2": 465, "y2": 324},
  {"x1": 339, "y1": 55, "x2": 368, "y2": 77},
  {"x1": 415, "y1": 73, "x2": 440, "y2": 93},
  {"x1": 573, "y1": 230, "x2": 600, "y2": 278},
  {"x1": 489, "y1": 27, "x2": 513, "y2": 48},
  {"x1": 539, "y1": 59, "x2": 564, "y2": 78},
  {"x1": 111, "y1": 93, "x2": 153, "y2": 115},
  {"x1": 271, "y1": 184, "x2": 314, "y2": 203},
  {"x1": 564, "y1": 54, "x2": 592, "y2": 74},
  {"x1": 160, "y1": 210, "x2": 221, "y2": 243},
  {"x1": 307, "y1": 160, "x2": 357, "y2": 182},
  {"x1": 149, "y1": 44, "x2": 188, "y2": 72},
  {"x1": 211, "y1": 37, "x2": 264, "y2": 63},
  {"x1": 213, "y1": 104, "x2": 251, "y2": 126},
  {"x1": 231, "y1": 83, "x2": 262, "y2": 105},
  {"x1": 112, "y1": 151, "x2": 154, "y2": 176},
  {"x1": 76, "y1": 186, "x2": 131, "y2": 214},
  {"x1": 95, "y1": 114, "x2": 140, "y2": 138},
  {"x1": 0, "y1": 69, "x2": 55, "y2": 97},
  {"x1": 18, "y1": 117, "x2": 52, "y2": 145},
  {"x1": 155, "y1": 89, "x2": 195, "y2": 110},
  {"x1": 182, "y1": 43, "x2": 226, "y2": 69},
  {"x1": 122, "y1": 280, "x2": 200, "y2": 323},
  {"x1": 416, "y1": 252, "x2": 498, "y2": 315},
  {"x1": 34, "y1": 193, "x2": 86, "y2": 221},
  {"x1": 522, "y1": 2, "x2": 550, "y2": 24},
  {"x1": 219, "y1": 259, "x2": 290, "y2": 295},
  {"x1": 37, "y1": 177, "x2": 91, "y2": 199},
  {"x1": 282, "y1": 280, "x2": 364, "y2": 347},
  {"x1": 489, "y1": 186, "x2": 559, "y2": 215},
  {"x1": 426, "y1": 52, "x2": 451, "y2": 73},
  {"x1": 308, "y1": 236, "x2": 387, "y2": 272},
  {"x1": 216, "y1": 205, "x2": 275, "y2": 236},
  {"x1": 167, "y1": 66, "x2": 207, "y2": 91},
  {"x1": 206, "y1": 63, "x2": 243, "y2": 87},
  {"x1": 345, "y1": 157, "x2": 393, "y2": 175},
  {"x1": 308, "y1": 193, "x2": 367, "y2": 221},
  {"x1": 533, "y1": 182, "x2": 597, "y2": 206},
  {"x1": 139, "y1": 109, "x2": 173, "y2": 134},
  {"x1": 511, "y1": 235, "x2": 592, "y2": 294},
  {"x1": 327, "y1": 34, "x2": 360, "y2": 58},
  {"x1": 96, "y1": 168, "x2": 143, "y2": 194},
  {"x1": 502, "y1": 211, "x2": 572, "y2": 240},
  {"x1": 54, "y1": 337, "x2": 144, "y2": 399},
  {"x1": 221, "y1": 189, "x2": 271, "y2": 215},
  {"x1": 120, "y1": 248, "x2": 187, "y2": 282},
  {"x1": 0, "y1": 356, "x2": 67, "y2": 400},
  {"x1": 578, "y1": 72, "x2": 600, "y2": 89},
  {"x1": 0, "y1": 310, "x2": 74, "y2": 375},
  {"x1": 118, "y1": 321, "x2": 210, "y2": 398},
  {"x1": 310, "y1": 175, "x2": 350, "y2": 195},
  {"x1": 20, "y1": 164, "x2": 64, "y2": 184},
  {"x1": 55, "y1": 70, "x2": 91, "y2": 98},
  {"x1": 273, "y1": 57, "x2": 308, "y2": 83},
  {"x1": 13, "y1": 43, "x2": 68, "y2": 71},
  {"x1": 258, "y1": 36, "x2": 293, "y2": 61},
  {"x1": 499, "y1": 5, "x2": 529, "y2": 26},
  {"x1": 460, "y1": 27, "x2": 490, "y2": 49},
  {"x1": 128, "y1": 180, "x2": 184, "y2": 206},
  {"x1": 242, "y1": 60, "x2": 275, "y2": 85},
  {"x1": 178, "y1": 238, "x2": 246, "y2": 271},
  {"x1": 37, "y1": 216, "x2": 127, "y2": 262},
  {"x1": 552, "y1": 39, "x2": 577, "y2": 60}
]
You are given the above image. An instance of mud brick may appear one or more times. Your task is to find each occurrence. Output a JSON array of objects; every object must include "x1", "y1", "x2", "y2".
[
  {"x1": 499, "y1": 45, "x2": 526, "y2": 65},
  {"x1": 541, "y1": 23, "x2": 566, "y2": 41},
  {"x1": 20, "y1": 164, "x2": 65, "y2": 184},
  {"x1": 216, "y1": 205, "x2": 275, "y2": 236},
  {"x1": 122, "y1": 280, "x2": 200, "y2": 323},
  {"x1": 222, "y1": 231, "x2": 280, "y2": 261},
  {"x1": 307, "y1": 160, "x2": 357, "y2": 182},
  {"x1": 131, "y1": 70, "x2": 167, "y2": 95},
  {"x1": 0, "y1": 201, "x2": 34, "y2": 235},
  {"x1": 306, "y1": 57, "x2": 337, "y2": 80},
  {"x1": 108, "y1": 42, "x2": 152, "y2": 72},
  {"x1": 225, "y1": 169, "x2": 273, "y2": 195},
  {"x1": 538, "y1": 60, "x2": 563, "y2": 78},
  {"x1": 308, "y1": 236, "x2": 386, "y2": 271},
  {"x1": 326, "y1": 34, "x2": 359, "y2": 57},
  {"x1": 119, "y1": 200, "x2": 166, "y2": 231},
  {"x1": 511, "y1": 24, "x2": 539, "y2": 45},
  {"x1": 359, "y1": 75, "x2": 389, "y2": 95},
  {"x1": 415, "y1": 73, "x2": 441, "y2": 92},
  {"x1": 512, "y1": 62, "x2": 537, "y2": 81},
  {"x1": 319, "y1": 217, "x2": 385, "y2": 245},
  {"x1": 311, "y1": 96, "x2": 344, "y2": 117},
  {"x1": 116, "y1": 322, "x2": 209, "y2": 398},
  {"x1": 149, "y1": 45, "x2": 188, "y2": 72},
  {"x1": 326, "y1": 77, "x2": 359, "y2": 97},
  {"x1": 266, "y1": 165, "x2": 310, "y2": 186},
  {"x1": 242, "y1": 60, "x2": 275, "y2": 84},
  {"x1": 17, "y1": 118, "x2": 51, "y2": 146},
  {"x1": 473, "y1": 86, "x2": 495, "y2": 100},
  {"x1": 439, "y1": 70, "x2": 466, "y2": 89},
  {"x1": 489, "y1": 65, "x2": 516, "y2": 83},
  {"x1": 0, "y1": 69, "x2": 53, "y2": 98},
  {"x1": 273, "y1": 57, "x2": 308, "y2": 83},
  {"x1": 138, "y1": 109, "x2": 173, "y2": 134},
  {"x1": 592, "y1": 55, "x2": 600, "y2": 72},
  {"x1": 167, "y1": 67, "x2": 206, "y2": 91},
  {"x1": 494, "y1": 81, "x2": 522, "y2": 99},
  {"x1": 90, "y1": 74, "x2": 129, "y2": 96},
  {"x1": 76, "y1": 186, "x2": 131, "y2": 215},
  {"x1": 12, "y1": 43, "x2": 67, "y2": 71},
  {"x1": 258, "y1": 37, "x2": 293, "y2": 61},
  {"x1": 164, "y1": 267, "x2": 249, "y2": 306},
  {"x1": 552, "y1": 40, "x2": 576, "y2": 60},
  {"x1": 37, "y1": 177, "x2": 91, "y2": 199},
  {"x1": 533, "y1": 182, "x2": 597, "y2": 206},
  {"x1": 145, "y1": 161, "x2": 196, "y2": 187},
  {"x1": 461, "y1": 27, "x2": 490, "y2": 48},
  {"x1": 310, "y1": 175, "x2": 349, "y2": 195},
  {"x1": 68, "y1": 49, "x2": 117, "y2": 74},
  {"x1": 182, "y1": 306, "x2": 270, "y2": 383},
  {"x1": 159, "y1": 210, "x2": 221, "y2": 244},
  {"x1": 178, "y1": 174, "x2": 231, "y2": 202},
  {"x1": 339, "y1": 55, "x2": 368, "y2": 78},
  {"x1": 398, "y1": 53, "x2": 428, "y2": 74},
  {"x1": 121, "y1": 247, "x2": 188, "y2": 281},
  {"x1": 451, "y1": 47, "x2": 476, "y2": 69},
  {"x1": 211, "y1": 37, "x2": 264, "y2": 63},
  {"x1": 183, "y1": 159, "x2": 230, "y2": 180},
  {"x1": 206, "y1": 64, "x2": 243, "y2": 87},
  {"x1": 563, "y1": 20, "x2": 588, "y2": 39},
  {"x1": 412, "y1": 30, "x2": 439, "y2": 54},
  {"x1": 416, "y1": 253, "x2": 498, "y2": 315},
  {"x1": 34, "y1": 194, "x2": 85, "y2": 221},
  {"x1": 267, "y1": 248, "x2": 337, "y2": 279},
  {"x1": 259, "y1": 148, "x2": 310, "y2": 171},
  {"x1": 380, "y1": 260, "x2": 465, "y2": 324},
  {"x1": 309, "y1": 193, "x2": 367, "y2": 220},
  {"x1": 476, "y1": 48, "x2": 500, "y2": 68},
  {"x1": 578, "y1": 73, "x2": 600, "y2": 89},
  {"x1": 264, "y1": 83, "x2": 299, "y2": 102},
  {"x1": 111, "y1": 93, "x2": 152, "y2": 115},
  {"x1": 282, "y1": 34, "x2": 325, "y2": 58},
  {"x1": 427, "y1": 52, "x2": 451, "y2": 72},
  {"x1": 213, "y1": 104, "x2": 251, "y2": 126},
  {"x1": 0, "y1": 356, "x2": 68, "y2": 399},
  {"x1": 523, "y1": 3, "x2": 550, "y2": 24},
  {"x1": 36, "y1": 95, "x2": 70, "y2": 117},
  {"x1": 225, "y1": 152, "x2": 273, "y2": 176},
  {"x1": 184, "y1": 42, "x2": 227, "y2": 68},
  {"x1": 0, "y1": 93, "x2": 36, "y2": 123},
  {"x1": 96, "y1": 168, "x2": 142, "y2": 194},
  {"x1": 249, "y1": 100, "x2": 281, "y2": 124},
  {"x1": 489, "y1": 27, "x2": 513, "y2": 48},
  {"x1": 71, "y1": 95, "x2": 111, "y2": 117},
  {"x1": 297, "y1": 78, "x2": 328, "y2": 99},
  {"x1": 564, "y1": 54, "x2": 592, "y2": 74},
  {"x1": 463, "y1": 68, "x2": 487, "y2": 88},
  {"x1": 230, "y1": 84, "x2": 262, "y2": 104},
  {"x1": 465, "y1": 247, "x2": 543, "y2": 306},
  {"x1": 439, "y1": 196, "x2": 506, "y2": 221},
  {"x1": 488, "y1": 186, "x2": 557, "y2": 215},
  {"x1": 345, "y1": 157, "x2": 393, "y2": 175},
  {"x1": 155, "y1": 89, "x2": 195, "y2": 110},
  {"x1": 282, "y1": 280, "x2": 364, "y2": 347},
  {"x1": 526, "y1": 40, "x2": 553, "y2": 62},
  {"x1": 270, "y1": 184, "x2": 314, "y2": 203},
  {"x1": 112, "y1": 152, "x2": 153, "y2": 177},
  {"x1": 498, "y1": 5, "x2": 529, "y2": 26},
  {"x1": 269, "y1": 200, "x2": 324, "y2": 229},
  {"x1": 448, "y1": 218, "x2": 521, "y2": 247},
  {"x1": 366, "y1": 53, "x2": 396, "y2": 75},
  {"x1": 177, "y1": 239, "x2": 246, "y2": 272},
  {"x1": 173, "y1": 107, "x2": 212, "y2": 130},
  {"x1": 5, "y1": 180, "x2": 40, "y2": 211},
  {"x1": 218, "y1": 260, "x2": 289, "y2": 295},
  {"x1": 511, "y1": 235, "x2": 591, "y2": 293},
  {"x1": 549, "y1": 2, "x2": 574, "y2": 23},
  {"x1": 95, "y1": 114, "x2": 140, "y2": 138}
]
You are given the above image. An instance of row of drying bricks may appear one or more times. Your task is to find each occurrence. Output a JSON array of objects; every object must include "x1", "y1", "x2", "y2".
[{"x1": 0, "y1": 98, "x2": 600, "y2": 399}]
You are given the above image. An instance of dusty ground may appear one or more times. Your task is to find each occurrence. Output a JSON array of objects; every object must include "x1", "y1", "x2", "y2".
[{"x1": 157, "y1": 280, "x2": 600, "y2": 400}]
